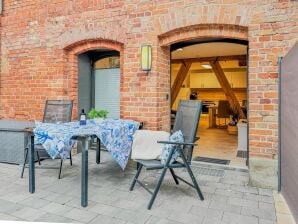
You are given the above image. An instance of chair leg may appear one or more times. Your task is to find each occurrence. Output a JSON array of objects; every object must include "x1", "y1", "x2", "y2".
[
  {"x1": 21, "y1": 148, "x2": 29, "y2": 178},
  {"x1": 170, "y1": 168, "x2": 179, "y2": 185},
  {"x1": 69, "y1": 152, "x2": 73, "y2": 166},
  {"x1": 58, "y1": 159, "x2": 63, "y2": 179},
  {"x1": 130, "y1": 163, "x2": 143, "y2": 191},
  {"x1": 181, "y1": 155, "x2": 204, "y2": 201},
  {"x1": 148, "y1": 167, "x2": 167, "y2": 210},
  {"x1": 36, "y1": 151, "x2": 41, "y2": 165}
]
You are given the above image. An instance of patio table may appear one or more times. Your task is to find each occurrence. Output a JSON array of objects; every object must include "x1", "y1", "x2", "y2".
[{"x1": 26, "y1": 119, "x2": 139, "y2": 207}]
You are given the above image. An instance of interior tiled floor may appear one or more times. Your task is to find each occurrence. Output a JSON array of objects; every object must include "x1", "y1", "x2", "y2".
[{"x1": 193, "y1": 115, "x2": 247, "y2": 168}]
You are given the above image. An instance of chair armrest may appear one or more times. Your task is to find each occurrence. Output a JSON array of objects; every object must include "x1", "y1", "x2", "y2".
[{"x1": 157, "y1": 141, "x2": 197, "y2": 146}]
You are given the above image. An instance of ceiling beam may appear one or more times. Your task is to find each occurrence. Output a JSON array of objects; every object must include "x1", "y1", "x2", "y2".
[
  {"x1": 210, "y1": 60, "x2": 246, "y2": 119},
  {"x1": 171, "y1": 61, "x2": 192, "y2": 107},
  {"x1": 171, "y1": 55, "x2": 246, "y2": 64},
  {"x1": 191, "y1": 67, "x2": 247, "y2": 74}
]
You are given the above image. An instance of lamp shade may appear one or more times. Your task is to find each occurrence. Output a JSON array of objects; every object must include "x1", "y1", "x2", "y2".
[{"x1": 141, "y1": 45, "x2": 152, "y2": 71}]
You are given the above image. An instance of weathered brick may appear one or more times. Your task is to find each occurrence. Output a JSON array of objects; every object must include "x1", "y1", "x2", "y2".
[{"x1": 0, "y1": 0, "x2": 297, "y2": 162}]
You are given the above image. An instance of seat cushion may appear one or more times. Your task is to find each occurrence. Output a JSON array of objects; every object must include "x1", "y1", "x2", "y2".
[
  {"x1": 131, "y1": 130, "x2": 170, "y2": 160},
  {"x1": 160, "y1": 130, "x2": 184, "y2": 165}
]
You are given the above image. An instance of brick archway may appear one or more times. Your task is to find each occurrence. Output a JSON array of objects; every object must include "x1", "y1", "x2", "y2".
[
  {"x1": 156, "y1": 24, "x2": 249, "y2": 128},
  {"x1": 64, "y1": 39, "x2": 124, "y2": 118},
  {"x1": 155, "y1": 23, "x2": 249, "y2": 133},
  {"x1": 158, "y1": 24, "x2": 248, "y2": 47}
]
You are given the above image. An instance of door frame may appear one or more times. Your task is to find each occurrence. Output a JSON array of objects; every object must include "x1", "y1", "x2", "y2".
[{"x1": 170, "y1": 38, "x2": 249, "y2": 166}]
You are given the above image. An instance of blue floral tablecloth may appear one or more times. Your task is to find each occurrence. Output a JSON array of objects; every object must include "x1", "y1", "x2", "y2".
[{"x1": 33, "y1": 119, "x2": 139, "y2": 169}]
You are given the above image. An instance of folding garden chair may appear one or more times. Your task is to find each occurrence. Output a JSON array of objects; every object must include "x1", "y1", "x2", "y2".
[
  {"x1": 130, "y1": 100, "x2": 204, "y2": 209},
  {"x1": 21, "y1": 100, "x2": 73, "y2": 179}
]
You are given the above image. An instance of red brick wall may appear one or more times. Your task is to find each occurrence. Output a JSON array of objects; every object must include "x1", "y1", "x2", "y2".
[{"x1": 0, "y1": 0, "x2": 297, "y2": 159}]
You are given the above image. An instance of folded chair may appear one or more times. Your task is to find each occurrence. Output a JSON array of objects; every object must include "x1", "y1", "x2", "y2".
[
  {"x1": 130, "y1": 100, "x2": 204, "y2": 209},
  {"x1": 21, "y1": 100, "x2": 73, "y2": 179}
]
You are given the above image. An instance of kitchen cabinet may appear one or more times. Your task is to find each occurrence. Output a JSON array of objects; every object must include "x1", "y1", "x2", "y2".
[
  {"x1": 235, "y1": 72, "x2": 247, "y2": 88},
  {"x1": 190, "y1": 72, "x2": 246, "y2": 89},
  {"x1": 226, "y1": 72, "x2": 246, "y2": 88},
  {"x1": 190, "y1": 73, "x2": 220, "y2": 88}
]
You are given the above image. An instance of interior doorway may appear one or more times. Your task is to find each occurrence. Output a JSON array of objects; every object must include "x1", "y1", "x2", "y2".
[
  {"x1": 170, "y1": 39, "x2": 248, "y2": 167},
  {"x1": 78, "y1": 49, "x2": 120, "y2": 118}
]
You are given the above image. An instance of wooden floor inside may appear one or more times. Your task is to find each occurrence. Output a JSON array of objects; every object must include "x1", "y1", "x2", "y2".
[{"x1": 193, "y1": 114, "x2": 247, "y2": 167}]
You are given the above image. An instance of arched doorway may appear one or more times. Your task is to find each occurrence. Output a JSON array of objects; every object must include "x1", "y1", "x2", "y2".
[
  {"x1": 64, "y1": 39, "x2": 123, "y2": 119},
  {"x1": 78, "y1": 50, "x2": 120, "y2": 118},
  {"x1": 170, "y1": 39, "x2": 248, "y2": 167},
  {"x1": 158, "y1": 24, "x2": 249, "y2": 167}
]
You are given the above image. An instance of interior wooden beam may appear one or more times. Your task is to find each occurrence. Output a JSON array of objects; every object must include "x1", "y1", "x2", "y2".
[
  {"x1": 210, "y1": 60, "x2": 246, "y2": 119},
  {"x1": 191, "y1": 67, "x2": 246, "y2": 74},
  {"x1": 171, "y1": 61, "x2": 192, "y2": 106},
  {"x1": 172, "y1": 55, "x2": 246, "y2": 64}
]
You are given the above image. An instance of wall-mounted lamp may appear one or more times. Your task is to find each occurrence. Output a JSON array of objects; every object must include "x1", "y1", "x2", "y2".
[{"x1": 141, "y1": 45, "x2": 152, "y2": 72}]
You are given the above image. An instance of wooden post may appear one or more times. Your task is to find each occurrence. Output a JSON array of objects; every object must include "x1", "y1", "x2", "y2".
[
  {"x1": 171, "y1": 61, "x2": 192, "y2": 106},
  {"x1": 210, "y1": 60, "x2": 246, "y2": 119}
]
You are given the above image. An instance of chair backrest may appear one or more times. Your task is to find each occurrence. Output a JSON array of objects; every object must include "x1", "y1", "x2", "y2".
[
  {"x1": 217, "y1": 100, "x2": 231, "y2": 118},
  {"x1": 172, "y1": 100, "x2": 202, "y2": 162},
  {"x1": 43, "y1": 100, "x2": 73, "y2": 123}
]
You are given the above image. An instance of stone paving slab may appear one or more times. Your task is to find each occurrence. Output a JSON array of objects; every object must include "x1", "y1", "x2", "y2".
[{"x1": 0, "y1": 150, "x2": 279, "y2": 224}]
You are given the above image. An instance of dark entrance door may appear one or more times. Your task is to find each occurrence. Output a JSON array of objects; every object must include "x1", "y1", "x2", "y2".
[
  {"x1": 280, "y1": 42, "x2": 298, "y2": 222},
  {"x1": 78, "y1": 53, "x2": 92, "y2": 115}
]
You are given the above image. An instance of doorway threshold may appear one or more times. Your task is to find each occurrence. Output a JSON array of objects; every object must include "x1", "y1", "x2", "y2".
[
  {"x1": 191, "y1": 160, "x2": 248, "y2": 173},
  {"x1": 193, "y1": 156, "x2": 230, "y2": 165}
]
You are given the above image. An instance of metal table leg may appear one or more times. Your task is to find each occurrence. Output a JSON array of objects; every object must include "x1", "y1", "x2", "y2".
[
  {"x1": 81, "y1": 137, "x2": 89, "y2": 207},
  {"x1": 29, "y1": 135, "x2": 35, "y2": 193},
  {"x1": 96, "y1": 137, "x2": 100, "y2": 164}
]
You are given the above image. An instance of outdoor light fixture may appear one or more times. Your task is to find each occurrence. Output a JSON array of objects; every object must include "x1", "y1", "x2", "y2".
[
  {"x1": 201, "y1": 63, "x2": 212, "y2": 69},
  {"x1": 141, "y1": 45, "x2": 152, "y2": 71}
]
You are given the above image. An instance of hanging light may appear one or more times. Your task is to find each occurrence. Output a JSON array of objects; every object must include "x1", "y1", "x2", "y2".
[{"x1": 140, "y1": 45, "x2": 152, "y2": 71}]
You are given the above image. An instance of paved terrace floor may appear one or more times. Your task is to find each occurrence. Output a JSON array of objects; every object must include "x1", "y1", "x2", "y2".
[{"x1": 0, "y1": 150, "x2": 282, "y2": 224}]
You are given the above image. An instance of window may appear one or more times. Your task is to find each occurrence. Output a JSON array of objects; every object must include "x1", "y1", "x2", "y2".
[{"x1": 94, "y1": 56, "x2": 120, "y2": 69}]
